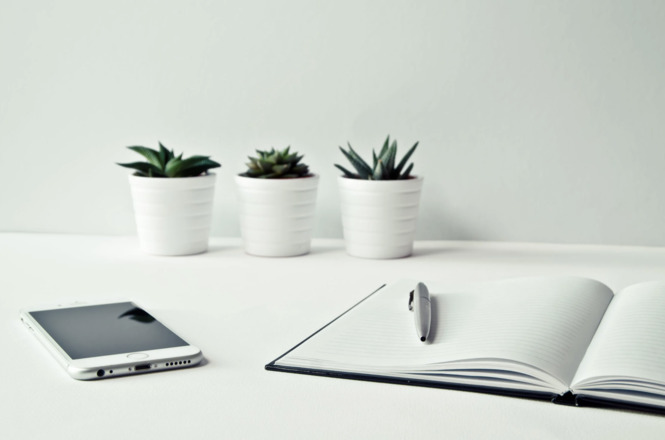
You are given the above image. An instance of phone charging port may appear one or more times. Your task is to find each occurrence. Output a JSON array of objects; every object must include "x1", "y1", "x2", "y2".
[{"x1": 134, "y1": 364, "x2": 151, "y2": 371}]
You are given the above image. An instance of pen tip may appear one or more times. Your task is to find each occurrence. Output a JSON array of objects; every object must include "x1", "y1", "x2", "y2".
[{"x1": 420, "y1": 336, "x2": 426, "y2": 342}]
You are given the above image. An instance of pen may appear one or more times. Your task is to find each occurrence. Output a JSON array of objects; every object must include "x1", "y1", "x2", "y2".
[{"x1": 409, "y1": 282, "x2": 431, "y2": 342}]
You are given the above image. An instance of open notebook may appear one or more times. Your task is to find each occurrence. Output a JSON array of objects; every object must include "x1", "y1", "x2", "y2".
[{"x1": 266, "y1": 277, "x2": 665, "y2": 414}]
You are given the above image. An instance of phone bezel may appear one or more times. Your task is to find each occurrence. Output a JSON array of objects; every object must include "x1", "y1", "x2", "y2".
[{"x1": 20, "y1": 299, "x2": 203, "y2": 380}]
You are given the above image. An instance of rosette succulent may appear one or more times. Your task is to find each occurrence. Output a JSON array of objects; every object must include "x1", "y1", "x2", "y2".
[
  {"x1": 117, "y1": 143, "x2": 221, "y2": 178},
  {"x1": 241, "y1": 146, "x2": 311, "y2": 179}
]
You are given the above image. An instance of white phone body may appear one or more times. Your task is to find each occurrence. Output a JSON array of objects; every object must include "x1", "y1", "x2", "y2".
[{"x1": 20, "y1": 299, "x2": 203, "y2": 380}]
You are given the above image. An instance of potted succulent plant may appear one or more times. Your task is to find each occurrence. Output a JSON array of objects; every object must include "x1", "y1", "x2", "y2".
[
  {"x1": 117, "y1": 143, "x2": 221, "y2": 256},
  {"x1": 235, "y1": 147, "x2": 318, "y2": 257},
  {"x1": 335, "y1": 136, "x2": 422, "y2": 259}
]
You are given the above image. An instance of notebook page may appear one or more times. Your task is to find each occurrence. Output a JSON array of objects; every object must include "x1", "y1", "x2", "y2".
[
  {"x1": 572, "y1": 281, "x2": 665, "y2": 389},
  {"x1": 278, "y1": 277, "x2": 613, "y2": 388}
]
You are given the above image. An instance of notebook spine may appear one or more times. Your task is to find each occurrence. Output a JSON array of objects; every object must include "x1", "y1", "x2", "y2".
[{"x1": 551, "y1": 391, "x2": 579, "y2": 406}]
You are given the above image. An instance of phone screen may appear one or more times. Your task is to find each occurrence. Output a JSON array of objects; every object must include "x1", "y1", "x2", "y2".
[{"x1": 29, "y1": 302, "x2": 189, "y2": 359}]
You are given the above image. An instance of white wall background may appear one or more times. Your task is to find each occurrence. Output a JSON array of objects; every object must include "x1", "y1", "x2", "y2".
[{"x1": 1, "y1": 0, "x2": 664, "y2": 245}]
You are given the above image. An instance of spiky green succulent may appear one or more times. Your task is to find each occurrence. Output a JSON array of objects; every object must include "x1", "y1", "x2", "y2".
[
  {"x1": 335, "y1": 135, "x2": 418, "y2": 180},
  {"x1": 241, "y1": 146, "x2": 311, "y2": 179},
  {"x1": 117, "y1": 143, "x2": 221, "y2": 178}
]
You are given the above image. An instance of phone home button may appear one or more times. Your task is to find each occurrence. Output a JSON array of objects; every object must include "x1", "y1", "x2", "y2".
[{"x1": 127, "y1": 353, "x2": 149, "y2": 360}]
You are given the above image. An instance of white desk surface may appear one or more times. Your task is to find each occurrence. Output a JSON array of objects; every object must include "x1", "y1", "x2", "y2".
[{"x1": 2, "y1": 233, "x2": 665, "y2": 439}]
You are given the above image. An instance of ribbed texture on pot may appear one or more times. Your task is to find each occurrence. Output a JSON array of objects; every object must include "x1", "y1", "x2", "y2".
[
  {"x1": 235, "y1": 174, "x2": 319, "y2": 257},
  {"x1": 338, "y1": 176, "x2": 423, "y2": 259},
  {"x1": 129, "y1": 174, "x2": 216, "y2": 256}
]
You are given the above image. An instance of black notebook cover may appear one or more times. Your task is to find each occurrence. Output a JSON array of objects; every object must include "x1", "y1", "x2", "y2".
[{"x1": 265, "y1": 283, "x2": 665, "y2": 415}]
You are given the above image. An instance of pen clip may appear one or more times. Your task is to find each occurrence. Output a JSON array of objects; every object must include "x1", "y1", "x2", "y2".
[{"x1": 408, "y1": 290, "x2": 414, "y2": 311}]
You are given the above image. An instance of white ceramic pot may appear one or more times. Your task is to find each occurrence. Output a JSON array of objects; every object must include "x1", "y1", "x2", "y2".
[
  {"x1": 128, "y1": 173, "x2": 216, "y2": 256},
  {"x1": 235, "y1": 174, "x2": 319, "y2": 257},
  {"x1": 338, "y1": 176, "x2": 423, "y2": 259}
]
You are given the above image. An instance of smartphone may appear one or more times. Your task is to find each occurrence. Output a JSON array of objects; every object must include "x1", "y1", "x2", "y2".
[{"x1": 20, "y1": 300, "x2": 203, "y2": 380}]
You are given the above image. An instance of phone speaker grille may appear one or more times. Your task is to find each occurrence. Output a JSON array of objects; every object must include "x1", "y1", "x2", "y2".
[{"x1": 164, "y1": 360, "x2": 192, "y2": 367}]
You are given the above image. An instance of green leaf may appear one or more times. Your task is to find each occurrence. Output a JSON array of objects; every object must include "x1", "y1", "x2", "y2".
[
  {"x1": 340, "y1": 145, "x2": 372, "y2": 177},
  {"x1": 378, "y1": 136, "x2": 390, "y2": 159},
  {"x1": 334, "y1": 163, "x2": 359, "y2": 179},
  {"x1": 385, "y1": 140, "x2": 397, "y2": 177},
  {"x1": 244, "y1": 146, "x2": 310, "y2": 178},
  {"x1": 284, "y1": 153, "x2": 301, "y2": 164},
  {"x1": 272, "y1": 164, "x2": 290, "y2": 175},
  {"x1": 243, "y1": 167, "x2": 262, "y2": 177},
  {"x1": 158, "y1": 142, "x2": 170, "y2": 168},
  {"x1": 185, "y1": 158, "x2": 221, "y2": 176},
  {"x1": 257, "y1": 158, "x2": 274, "y2": 171},
  {"x1": 346, "y1": 143, "x2": 373, "y2": 171},
  {"x1": 247, "y1": 158, "x2": 260, "y2": 171},
  {"x1": 117, "y1": 161, "x2": 166, "y2": 177},
  {"x1": 167, "y1": 156, "x2": 220, "y2": 177},
  {"x1": 178, "y1": 164, "x2": 219, "y2": 177},
  {"x1": 398, "y1": 162, "x2": 414, "y2": 179},
  {"x1": 377, "y1": 141, "x2": 391, "y2": 163},
  {"x1": 127, "y1": 146, "x2": 163, "y2": 169},
  {"x1": 291, "y1": 164, "x2": 309, "y2": 175},
  {"x1": 395, "y1": 141, "x2": 418, "y2": 176},
  {"x1": 372, "y1": 160, "x2": 384, "y2": 180},
  {"x1": 164, "y1": 157, "x2": 182, "y2": 177}
]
